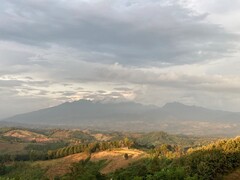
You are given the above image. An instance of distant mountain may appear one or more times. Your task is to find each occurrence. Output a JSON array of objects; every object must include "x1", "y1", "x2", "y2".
[
  {"x1": 162, "y1": 102, "x2": 231, "y2": 122},
  {"x1": 1, "y1": 100, "x2": 239, "y2": 136}
]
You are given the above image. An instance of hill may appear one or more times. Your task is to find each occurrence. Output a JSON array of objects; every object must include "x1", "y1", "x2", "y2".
[
  {"x1": 33, "y1": 148, "x2": 146, "y2": 179},
  {"x1": 111, "y1": 136, "x2": 240, "y2": 180},
  {"x1": 3, "y1": 129, "x2": 55, "y2": 143},
  {"x1": 0, "y1": 132, "x2": 239, "y2": 180}
]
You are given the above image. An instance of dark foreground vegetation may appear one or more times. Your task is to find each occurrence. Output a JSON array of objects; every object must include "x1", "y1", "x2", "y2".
[{"x1": 0, "y1": 127, "x2": 239, "y2": 179}]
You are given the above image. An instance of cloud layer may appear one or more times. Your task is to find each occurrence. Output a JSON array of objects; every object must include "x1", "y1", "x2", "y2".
[{"x1": 0, "y1": 0, "x2": 240, "y2": 118}]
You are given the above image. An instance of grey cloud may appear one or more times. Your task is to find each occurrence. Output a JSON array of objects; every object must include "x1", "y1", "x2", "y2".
[
  {"x1": 83, "y1": 91, "x2": 129, "y2": 103},
  {"x1": 92, "y1": 64, "x2": 240, "y2": 94},
  {"x1": 114, "y1": 87, "x2": 132, "y2": 91},
  {"x1": 0, "y1": 79, "x2": 23, "y2": 87},
  {"x1": 0, "y1": 0, "x2": 238, "y2": 65}
]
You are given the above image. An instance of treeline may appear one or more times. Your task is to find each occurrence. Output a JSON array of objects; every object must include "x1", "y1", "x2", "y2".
[
  {"x1": 150, "y1": 144, "x2": 184, "y2": 159},
  {"x1": 48, "y1": 138, "x2": 134, "y2": 159},
  {"x1": 0, "y1": 150, "x2": 50, "y2": 162},
  {"x1": 0, "y1": 138, "x2": 134, "y2": 163},
  {"x1": 0, "y1": 141, "x2": 68, "y2": 163},
  {"x1": 0, "y1": 162, "x2": 46, "y2": 179},
  {"x1": 187, "y1": 136, "x2": 240, "y2": 153}
]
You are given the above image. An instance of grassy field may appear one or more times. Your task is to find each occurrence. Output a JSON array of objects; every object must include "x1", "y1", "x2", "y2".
[{"x1": 33, "y1": 148, "x2": 146, "y2": 179}]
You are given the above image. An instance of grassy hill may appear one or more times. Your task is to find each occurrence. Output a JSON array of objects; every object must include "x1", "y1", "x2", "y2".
[{"x1": 33, "y1": 148, "x2": 146, "y2": 179}]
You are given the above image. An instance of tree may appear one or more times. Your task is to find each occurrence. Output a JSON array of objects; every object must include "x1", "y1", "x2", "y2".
[
  {"x1": 0, "y1": 163, "x2": 6, "y2": 175},
  {"x1": 124, "y1": 153, "x2": 129, "y2": 160}
]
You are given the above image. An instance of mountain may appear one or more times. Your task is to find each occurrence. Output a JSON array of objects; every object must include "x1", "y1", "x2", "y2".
[
  {"x1": 1, "y1": 100, "x2": 239, "y2": 136},
  {"x1": 162, "y1": 102, "x2": 232, "y2": 122}
]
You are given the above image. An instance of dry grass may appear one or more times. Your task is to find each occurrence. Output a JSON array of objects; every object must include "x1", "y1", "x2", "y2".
[
  {"x1": 50, "y1": 130, "x2": 72, "y2": 139},
  {"x1": 34, "y1": 148, "x2": 146, "y2": 179},
  {"x1": 34, "y1": 152, "x2": 88, "y2": 179},
  {"x1": 94, "y1": 148, "x2": 146, "y2": 174},
  {"x1": 92, "y1": 133, "x2": 112, "y2": 141},
  {"x1": 3, "y1": 130, "x2": 54, "y2": 142}
]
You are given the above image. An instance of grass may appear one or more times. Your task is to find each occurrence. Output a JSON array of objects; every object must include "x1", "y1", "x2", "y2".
[{"x1": 33, "y1": 148, "x2": 146, "y2": 179}]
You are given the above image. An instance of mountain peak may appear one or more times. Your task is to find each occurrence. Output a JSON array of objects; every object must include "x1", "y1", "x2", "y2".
[{"x1": 162, "y1": 102, "x2": 188, "y2": 108}]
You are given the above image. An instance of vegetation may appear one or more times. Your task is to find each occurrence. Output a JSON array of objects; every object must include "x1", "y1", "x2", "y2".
[
  {"x1": 0, "y1": 162, "x2": 46, "y2": 180},
  {"x1": 48, "y1": 138, "x2": 134, "y2": 159},
  {"x1": 62, "y1": 157, "x2": 106, "y2": 180},
  {"x1": 0, "y1": 127, "x2": 239, "y2": 179},
  {"x1": 111, "y1": 137, "x2": 240, "y2": 180}
]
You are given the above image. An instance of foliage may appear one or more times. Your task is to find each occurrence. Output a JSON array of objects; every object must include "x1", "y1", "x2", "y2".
[
  {"x1": 48, "y1": 138, "x2": 134, "y2": 159},
  {"x1": 111, "y1": 137, "x2": 240, "y2": 180},
  {"x1": 135, "y1": 131, "x2": 213, "y2": 147},
  {"x1": 0, "y1": 163, "x2": 6, "y2": 175},
  {"x1": 124, "y1": 153, "x2": 129, "y2": 160},
  {"x1": 62, "y1": 157, "x2": 106, "y2": 180},
  {"x1": 1, "y1": 162, "x2": 46, "y2": 180},
  {"x1": 0, "y1": 127, "x2": 239, "y2": 180}
]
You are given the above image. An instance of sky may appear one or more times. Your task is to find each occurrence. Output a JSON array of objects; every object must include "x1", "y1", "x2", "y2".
[{"x1": 0, "y1": 0, "x2": 240, "y2": 119}]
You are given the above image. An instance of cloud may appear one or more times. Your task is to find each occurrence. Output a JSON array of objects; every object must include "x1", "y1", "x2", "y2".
[
  {"x1": 0, "y1": 0, "x2": 238, "y2": 65},
  {"x1": 0, "y1": 0, "x2": 240, "y2": 118}
]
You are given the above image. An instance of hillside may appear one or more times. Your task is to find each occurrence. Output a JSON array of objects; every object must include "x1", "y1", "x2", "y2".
[
  {"x1": 0, "y1": 127, "x2": 215, "y2": 151},
  {"x1": 0, "y1": 130, "x2": 239, "y2": 179},
  {"x1": 34, "y1": 148, "x2": 146, "y2": 179},
  {"x1": 111, "y1": 136, "x2": 240, "y2": 180},
  {"x1": 3, "y1": 129, "x2": 55, "y2": 143},
  {"x1": 1, "y1": 100, "x2": 240, "y2": 136}
]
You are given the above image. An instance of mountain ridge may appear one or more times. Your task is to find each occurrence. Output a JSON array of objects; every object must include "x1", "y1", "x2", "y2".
[{"x1": 1, "y1": 100, "x2": 239, "y2": 136}]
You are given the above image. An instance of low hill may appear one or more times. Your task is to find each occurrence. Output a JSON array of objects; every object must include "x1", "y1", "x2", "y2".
[
  {"x1": 135, "y1": 131, "x2": 215, "y2": 147},
  {"x1": 3, "y1": 129, "x2": 55, "y2": 143},
  {"x1": 0, "y1": 127, "x2": 217, "y2": 150}
]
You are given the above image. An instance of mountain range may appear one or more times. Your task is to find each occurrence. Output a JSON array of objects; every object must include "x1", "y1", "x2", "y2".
[{"x1": 1, "y1": 100, "x2": 239, "y2": 136}]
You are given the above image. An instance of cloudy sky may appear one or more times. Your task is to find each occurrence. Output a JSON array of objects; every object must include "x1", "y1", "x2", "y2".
[{"x1": 0, "y1": 0, "x2": 240, "y2": 119}]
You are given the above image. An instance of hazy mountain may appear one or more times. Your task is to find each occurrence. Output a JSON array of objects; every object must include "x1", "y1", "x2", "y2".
[
  {"x1": 1, "y1": 100, "x2": 239, "y2": 136},
  {"x1": 162, "y1": 102, "x2": 234, "y2": 122}
]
